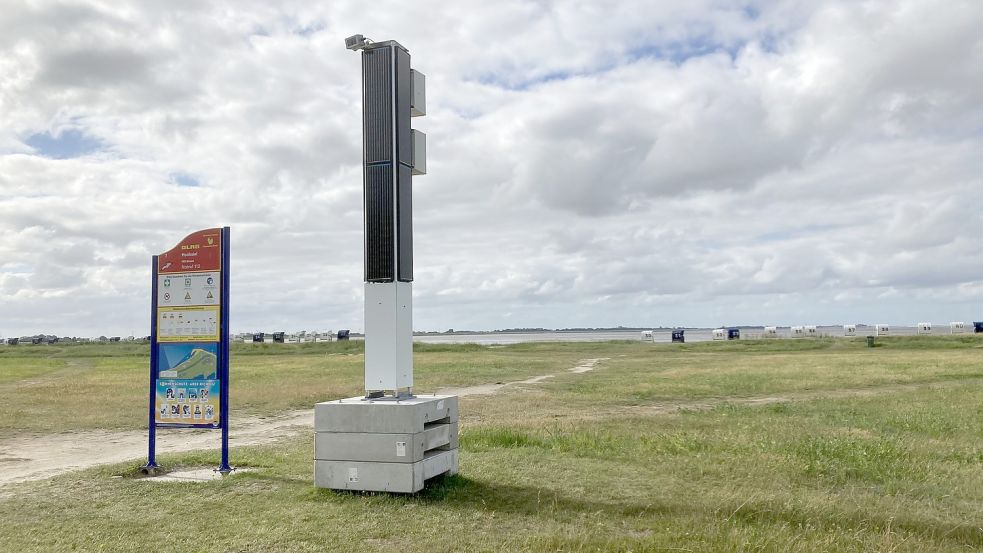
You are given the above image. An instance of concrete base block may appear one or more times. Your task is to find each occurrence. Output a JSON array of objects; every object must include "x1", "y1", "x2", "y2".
[
  {"x1": 315, "y1": 394, "x2": 458, "y2": 433},
  {"x1": 314, "y1": 394, "x2": 460, "y2": 493},
  {"x1": 315, "y1": 422, "x2": 458, "y2": 463},
  {"x1": 315, "y1": 449, "x2": 459, "y2": 493}
]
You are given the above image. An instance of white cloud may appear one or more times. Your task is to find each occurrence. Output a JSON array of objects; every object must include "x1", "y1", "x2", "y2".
[{"x1": 1, "y1": 0, "x2": 982, "y2": 337}]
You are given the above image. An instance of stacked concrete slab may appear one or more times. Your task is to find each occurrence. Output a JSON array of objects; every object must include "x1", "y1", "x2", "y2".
[{"x1": 314, "y1": 394, "x2": 459, "y2": 493}]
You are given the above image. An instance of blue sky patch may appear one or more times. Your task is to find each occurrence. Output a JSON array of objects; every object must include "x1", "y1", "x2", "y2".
[
  {"x1": 1, "y1": 262, "x2": 34, "y2": 275},
  {"x1": 169, "y1": 172, "x2": 200, "y2": 187},
  {"x1": 474, "y1": 36, "x2": 742, "y2": 91},
  {"x1": 292, "y1": 21, "x2": 326, "y2": 36},
  {"x1": 475, "y1": 69, "x2": 574, "y2": 91},
  {"x1": 24, "y1": 128, "x2": 105, "y2": 159},
  {"x1": 757, "y1": 224, "x2": 841, "y2": 242},
  {"x1": 628, "y1": 38, "x2": 742, "y2": 65}
]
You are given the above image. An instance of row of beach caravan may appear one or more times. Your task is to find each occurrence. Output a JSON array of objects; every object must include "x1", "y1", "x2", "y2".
[
  {"x1": 726, "y1": 322, "x2": 976, "y2": 339},
  {"x1": 642, "y1": 322, "x2": 980, "y2": 342},
  {"x1": 238, "y1": 331, "x2": 350, "y2": 343}
]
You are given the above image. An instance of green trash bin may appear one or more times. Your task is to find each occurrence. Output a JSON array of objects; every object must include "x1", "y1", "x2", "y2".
[{"x1": 866, "y1": 336, "x2": 875, "y2": 348}]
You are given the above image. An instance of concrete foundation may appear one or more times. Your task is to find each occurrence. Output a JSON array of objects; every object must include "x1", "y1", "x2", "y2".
[{"x1": 314, "y1": 394, "x2": 459, "y2": 493}]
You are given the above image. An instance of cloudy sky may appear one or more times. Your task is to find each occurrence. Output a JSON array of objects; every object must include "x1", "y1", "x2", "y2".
[{"x1": 1, "y1": 0, "x2": 982, "y2": 337}]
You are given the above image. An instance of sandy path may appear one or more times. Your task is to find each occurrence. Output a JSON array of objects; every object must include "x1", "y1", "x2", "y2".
[
  {"x1": 0, "y1": 410, "x2": 313, "y2": 487},
  {"x1": 437, "y1": 358, "x2": 609, "y2": 396},
  {"x1": 1, "y1": 359, "x2": 971, "y2": 488},
  {"x1": 0, "y1": 359, "x2": 609, "y2": 488}
]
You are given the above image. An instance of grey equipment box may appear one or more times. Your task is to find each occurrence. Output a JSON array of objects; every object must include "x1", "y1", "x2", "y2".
[{"x1": 314, "y1": 394, "x2": 459, "y2": 493}]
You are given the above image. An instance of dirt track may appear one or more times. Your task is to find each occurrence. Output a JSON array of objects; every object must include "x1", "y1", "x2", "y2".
[
  {"x1": 0, "y1": 358, "x2": 609, "y2": 488},
  {"x1": 0, "y1": 410, "x2": 314, "y2": 487},
  {"x1": 0, "y1": 359, "x2": 970, "y2": 488}
]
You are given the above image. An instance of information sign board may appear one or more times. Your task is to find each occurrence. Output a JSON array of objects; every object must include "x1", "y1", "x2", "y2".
[{"x1": 144, "y1": 226, "x2": 231, "y2": 473}]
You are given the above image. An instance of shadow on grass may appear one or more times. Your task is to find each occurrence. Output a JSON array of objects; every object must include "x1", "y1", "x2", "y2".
[
  {"x1": 308, "y1": 475, "x2": 983, "y2": 548},
  {"x1": 443, "y1": 476, "x2": 983, "y2": 548},
  {"x1": 308, "y1": 473, "x2": 670, "y2": 519}
]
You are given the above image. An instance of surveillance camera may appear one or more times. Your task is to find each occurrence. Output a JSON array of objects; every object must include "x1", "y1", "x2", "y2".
[
  {"x1": 345, "y1": 35, "x2": 363, "y2": 49},
  {"x1": 345, "y1": 34, "x2": 370, "y2": 51}
]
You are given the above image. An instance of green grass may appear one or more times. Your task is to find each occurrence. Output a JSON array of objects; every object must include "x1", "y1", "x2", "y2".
[
  {"x1": 0, "y1": 340, "x2": 616, "y2": 437},
  {"x1": 1, "y1": 337, "x2": 982, "y2": 551}
]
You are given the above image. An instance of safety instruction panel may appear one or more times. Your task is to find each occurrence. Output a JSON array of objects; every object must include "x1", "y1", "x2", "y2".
[
  {"x1": 155, "y1": 378, "x2": 220, "y2": 425},
  {"x1": 158, "y1": 272, "x2": 220, "y2": 306}
]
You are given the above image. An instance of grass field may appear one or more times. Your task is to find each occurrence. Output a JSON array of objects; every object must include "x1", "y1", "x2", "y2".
[{"x1": 1, "y1": 337, "x2": 982, "y2": 551}]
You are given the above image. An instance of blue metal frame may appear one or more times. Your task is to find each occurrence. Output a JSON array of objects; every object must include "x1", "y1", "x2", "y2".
[
  {"x1": 217, "y1": 226, "x2": 233, "y2": 473},
  {"x1": 144, "y1": 227, "x2": 233, "y2": 474},
  {"x1": 142, "y1": 256, "x2": 160, "y2": 471}
]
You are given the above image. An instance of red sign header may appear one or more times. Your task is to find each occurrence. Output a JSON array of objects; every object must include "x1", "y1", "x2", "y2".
[{"x1": 158, "y1": 228, "x2": 222, "y2": 274}]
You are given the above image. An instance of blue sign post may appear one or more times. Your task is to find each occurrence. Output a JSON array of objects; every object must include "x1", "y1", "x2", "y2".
[{"x1": 142, "y1": 226, "x2": 232, "y2": 474}]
